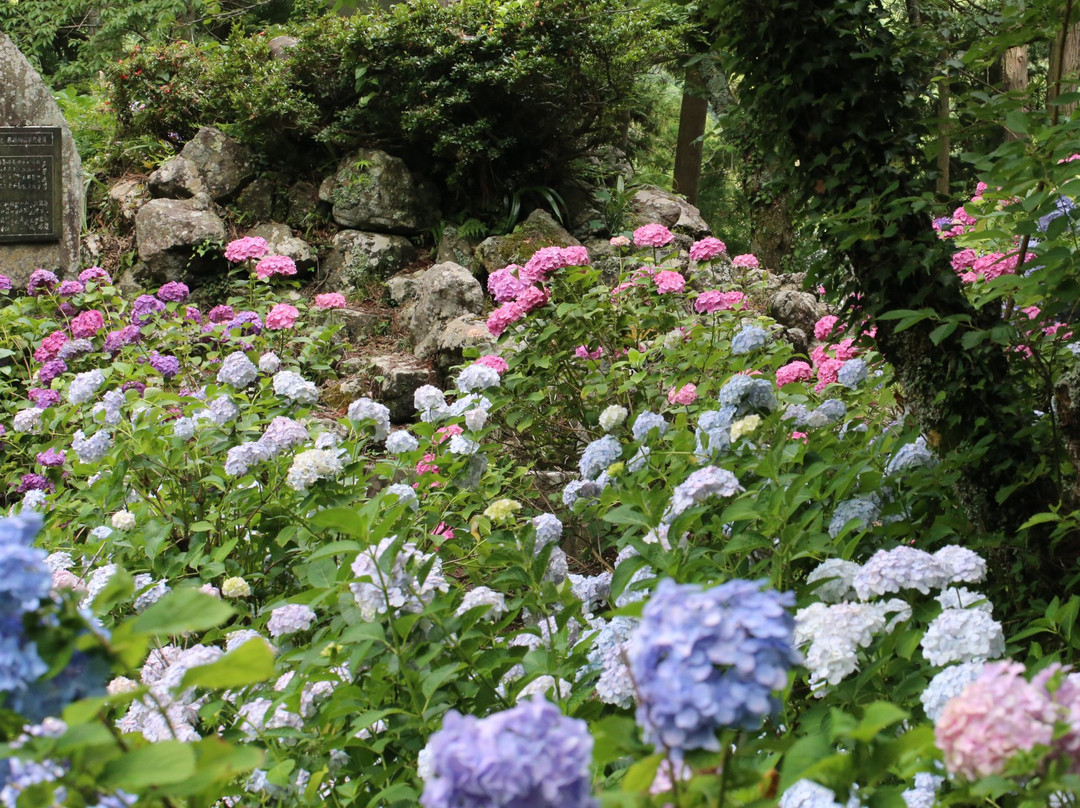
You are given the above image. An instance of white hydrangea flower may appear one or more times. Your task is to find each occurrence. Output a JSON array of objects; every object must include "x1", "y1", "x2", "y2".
[
  {"x1": 598, "y1": 404, "x2": 628, "y2": 432},
  {"x1": 172, "y1": 417, "x2": 196, "y2": 440},
  {"x1": 385, "y1": 430, "x2": 419, "y2": 454},
  {"x1": 286, "y1": 449, "x2": 345, "y2": 491},
  {"x1": 780, "y1": 780, "x2": 861, "y2": 808},
  {"x1": 455, "y1": 364, "x2": 500, "y2": 393},
  {"x1": 384, "y1": 483, "x2": 418, "y2": 510},
  {"x1": 920, "y1": 662, "x2": 984, "y2": 721},
  {"x1": 68, "y1": 369, "x2": 105, "y2": 404},
  {"x1": 13, "y1": 408, "x2": 43, "y2": 433},
  {"x1": 272, "y1": 370, "x2": 319, "y2": 405},
  {"x1": 852, "y1": 546, "x2": 948, "y2": 600},
  {"x1": 902, "y1": 773, "x2": 945, "y2": 808},
  {"x1": 259, "y1": 352, "x2": 281, "y2": 373},
  {"x1": 933, "y1": 545, "x2": 987, "y2": 584},
  {"x1": 920, "y1": 608, "x2": 1005, "y2": 666},
  {"x1": 216, "y1": 352, "x2": 258, "y2": 388},
  {"x1": 936, "y1": 586, "x2": 992, "y2": 613},
  {"x1": 464, "y1": 407, "x2": 487, "y2": 432},
  {"x1": 806, "y1": 558, "x2": 861, "y2": 603},
  {"x1": 448, "y1": 434, "x2": 480, "y2": 455},
  {"x1": 267, "y1": 604, "x2": 316, "y2": 637},
  {"x1": 347, "y1": 397, "x2": 390, "y2": 441},
  {"x1": 413, "y1": 384, "x2": 446, "y2": 414},
  {"x1": 225, "y1": 441, "x2": 273, "y2": 477},
  {"x1": 350, "y1": 537, "x2": 448, "y2": 621},
  {"x1": 71, "y1": 429, "x2": 112, "y2": 463},
  {"x1": 455, "y1": 586, "x2": 507, "y2": 619},
  {"x1": 111, "y1": 510, "x2": 135, "y2": 531}
]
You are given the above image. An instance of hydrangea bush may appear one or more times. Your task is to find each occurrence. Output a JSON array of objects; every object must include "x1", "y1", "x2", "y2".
[{"x1": 0, "y1": 209, "x2": 1078, "y2": 807}]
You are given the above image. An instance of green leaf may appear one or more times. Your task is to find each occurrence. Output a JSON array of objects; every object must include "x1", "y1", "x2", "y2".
[
  {"x1": 780, "y1": 733, "x2": 834, "y2": 790},
  {"x1": 181, "y1": 636, "x2": 276, "y2": 689},
  {"x1": 101, "y1": 741, "x2": 196, "y2": 790},
  {"x1": 602, "y1": 504, "x2": 653, "y2": 529},
  {"x1": 847, "y1": 701, "x2": 908, "y2": 742},
  {"x1": 621, "y1": 753, "x2": 664, "y2": 792},
  {"x1": 130, "y1": 588, "x2": 235, "y2": 636}
]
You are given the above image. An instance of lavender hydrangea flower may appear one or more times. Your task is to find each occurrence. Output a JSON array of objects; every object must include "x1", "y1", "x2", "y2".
[
  {"x1": 578, "y1": 434, "x2": 622, "y2": 480},
  {"x1": 216, "y1": 352, "x2": 258, "y2": 389},
  {"x1": 224, "y1": 441, "x2": 273, "y2": 477},
  {"x1": 130, "y1": 294, "x2": 166, "y2": 325},
  {"x1": 0, "y1": 513, "x2": 51, "y2": 695},
  {"x1": 71, "y1": 430, "x2": 112, "y2": 464},
  {"x1": 148, "y1": 352, "x2": 181, "y2": 380},
  {"x1": 662, "y1": 465, "x2": 743, "y2": 523},
  {"x1": 885, "y1": 436, "x2": 936, "y2": 476},
  {"x1": 731, "y1": 325, "x2": 769, "y2": 355},
  {"x1": 420, "y1": 698, "x2": 597, "y2": 808},
  {"x1": 852, "y1": 546, "x2": 948, "y2": 598},
  {"x1": 258, "y1": 417, "x2": 310, "y2": 456},
  {"x1": 273, "y1": 370, "x2": 318, "y2": 405},
  {"x1": 156, "y1": 281, "x2": 190, "y2": 302},
  {"x1": 807, "y1": 399, "x2": 847, "y2": 428},
  {"x1": 837, "y1": 359, "x2": 868, "y2": 389},
  {"x1": 627, "y1": 579, "x2": 797, "y2": 756},
  {"x1": 68, "y1": 369, "x2": 105, "y2": 405},
  {"x1": 631, "y1": 411, "x2": 668, "y2": 442},
  {"x1": 828, "y1": 496, "x2": 881, "y2": 539},
  {"x1": 56, "y1": 339, "x2": 92, "y2": 361},
  {"x1": 225, "y1": 311, "x2": 263, "y2": 335},
  {"x1": 267, "y1": 604, "x2": 316, "y2": 637}
]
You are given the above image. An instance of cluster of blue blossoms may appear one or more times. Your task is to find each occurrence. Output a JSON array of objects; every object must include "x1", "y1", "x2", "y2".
[
  {"x1": 421, "y1": 698, "x2": 597, "y2": 808},
  {"x1": 627, "y1": 578, "x2": 798, "y2": 756},
  {"x1": 0, "y1": 513, "x2": 51, "y2": 701}
]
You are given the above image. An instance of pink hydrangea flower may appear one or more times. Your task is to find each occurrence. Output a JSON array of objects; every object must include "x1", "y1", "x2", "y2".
[
  {"x1": 814, "y1": 358, "x2": 845, "y2": 392},
  {"x1": 791, "y1": 431, "x2": 809, "y2": 443},
  {"x1": 952, "y1": 205, "x2": 977, "y2": 227},
  {"x1": 833, "y1": 338, "x2": 858, "y2": 361},
  {"x1": 314, "y1": 293, "x2": 347, "y2": 309},
  {"x1": 436, "y1": 425, "x2": 464, "y2": 443},
  {"x1": 653, "y1": 271, "x2": 686, "y2": 294},
  {"x1": 776, "y1": 360, "x2": 813, "y2": 387},
  {"x1": 561, "y1": 246, "x2": 590, "y2": 266},
  {"x1": 70, "y1": 309, "x2": 105, "y2": 339},
  {"x1": 57, "y1": 280, "x2": 84, "y2": 296},
  {"x1": 689, "y1": 237, "x2": 726, "y2": 262},
  {"x1": 265, "y1": 303, "x2": 299, "y2": 330},
  {"x1": 609, "y1": 235, "x2": 631, "y2": 248},
  {"x1": 78, "y1": 266, "x2": 111, "y2": 284},
  {"x1": 515, "y1": 285, "x2": 551, "y2": 312},
  {"x1": 487, "y1": 265, "x2": 528, "y2": 302},
  {"x1": 255, "y1": 254, "x2": 298, "y2": 280},
  {"x1": 694, "y1": 290, "x2": 746, "y2": 313},
  {"x1": 521, "y1": 246, "x2": 568, "y2": 283},
  {"x1": 416, "y1": 453, "x2": 439, "y2": 475},
  {"x1": 574, "y1": 345, "x2": 604, "y2": 360},
  {"x1": 432, "y1": 522, "x2": 455, "y2": 541},
  {"x1": 935, "y1": 661, "x2": 1060, "y2": 781},
  {"x1": 224, "y1": 236, "x2": 269, "y2": 263},
  {"x1": 951, "y1": 249, "x2": 978, "y2": 274},
  {"x1": 814, "y1": 315, "x2": 840, "y2": 342},
  {"x1": 633, "y1": 223, "x2": 674, "y2": 248},
  {"x1": 731, "y1": 253, "x2": 760, "y2": 269},
  {"x1": 610, "y1": 280, "x2": 638, "y2": 300},
  {"x1": 475, "y1": 355, "x2": 509, "y2": 373},
  {"x1": 34, "y1": 330, "x2": 68, "y2": 363},
  {"x1": 667, "y1": 383, "x2": 698, "y2": 405},
  {"x1": 486, "y1": 301, "x2": 526, "y2": 337}
]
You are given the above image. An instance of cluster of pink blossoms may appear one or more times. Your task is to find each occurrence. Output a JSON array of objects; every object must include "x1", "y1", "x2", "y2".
[
  {"x1": 653, "y1": 271, "x2": 685, "y2": 294},
  {"x1": 689, "y1": 237, "x2": 726, "y2": 262},
  {"x1": 255, "y1": 254, "x2": 298, "y2": 280},
  {"x1": 694, "y1": 290, "x2": 746, "y2": 314},
  {"x1": 936, "y1": 660, "x2": 1080, "y2": 780},
  {"x1": 224, "y1": 236, "x2": 269, "y2": 263},
  {"x1": 951, "y1": 249, "x2": 1034, "y2": 284},
  {"x1": 265, "y1": 303, "x2": 299, "y2": 330},
  {"x1": 313, "y1": 293, "x2": 347, "y2": 310},
  {"x1": 71, "y1": 310, "x2": 105, "y2": 339},
  {"x1": 667, "y1": 383, "x2": 698, "y2": 406},
  {"x1": 485, "y1": 246, "x2": 588, "y2": 337},
  {"x1": 934, "y1": 205, "x2": 978, "y2": 239},
  {"x1": 633, "y1": 223, "x2": 674, "y2": 248},
  {"x1": 574, "y1": 345, "x2": 603, "y2": 361},
  {"x1": 807, "y1": 316, "x2": 873, "y2": 392},
  {"x1": 730, "y1": 253, "x2": 760, "y2": 269},
  {"x1": 474, "y1": 354, "x2": 509, "y2": 373},
  {"x1": 775, "y1": 360, "x2": 813, "y2": 387}
]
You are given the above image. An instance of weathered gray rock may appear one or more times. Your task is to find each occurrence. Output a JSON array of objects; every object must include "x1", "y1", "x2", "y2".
[
  {"x1": 324, "y1": 229, "x2": 417, "y2": 288},
  {"x1": 628, "y1": 186, "x2": 709, "y2": 236},
  {"x1": 268, "y1": 36, "x2": 299, "y2": 60},
  {"x1": 0, "y1": 34, "x2": 84, "y2": 285},
  {"x1": 246, "y1": 223, "x2": 316, "y2": 270},
  {"x1": 326, "y1": 308, "x2": 385, "y2": 341},
  {"x1": 436, "y1": 223, "x2": 479, "y2": 270},
  {"x1": 285, "y1": 179, "x2": 321, "y2": 228},
  {"x1": 108, "y1": 177, "x2": 148, "y2": 220},
  {"x1": 473, "y1": 209, "x2": 580, "y2": 275},
  {"x1": 784, "y1": 327, "x2": 810, "y2": 357},
  {"x1": 366, "y1": 354, "x2": 438, "y2": 423},
  {"x1": 321, "y1": 149, "x2": 439, "y2": 234},
  {"x1": 408, "y1": 262, "x2": 484, "y2": 360},
  {"x1": 235, "y1": 175, "x2": 278, "y2": 221},
  {"x1": 386, "y1": 267, "x2": 427, "y2": 307},
  {"x1": 768, "y1": 290, "x2": 821, "y2": 335},
  {"x1": 433, "y1": 314, "x2": 497, "y2": 373},
  {"x1": 150, "y1": 127, "x2": 252, "y2": 202},
  {"x1": 134, "y1": 196, "x2": 226, "y2": 283}
]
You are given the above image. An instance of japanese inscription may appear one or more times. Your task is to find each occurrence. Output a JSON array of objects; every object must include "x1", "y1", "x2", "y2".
[{"x1": 0, "y1": 127, "x2": 61, "y2": 242}]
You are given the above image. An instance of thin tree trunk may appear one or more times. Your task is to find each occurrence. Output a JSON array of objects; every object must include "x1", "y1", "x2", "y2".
[
  {"x1": 1049, "y1": 22, "x2": 1080, "y2": 120},
  {"x1": 673, "y1": 66, "x2": 708, "y2": 206},
  {"x1": 936, "y1": 76, "x2": 950, "y2": 196},
  {"x1": 1003, "y1": 45, "x2": 1029, "y2": 141}
]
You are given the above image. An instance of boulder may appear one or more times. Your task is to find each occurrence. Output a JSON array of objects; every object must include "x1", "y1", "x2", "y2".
[
  {"x1": 768, "y1": 290, "x2": 821, "y2": 335},
  {"x1": 149, "y1": 127, "x2": 252, "y2": 202},
  {"x1": 473, "y1": 209, "x2": 580, "y2": 275},
  {"x1": 386, "y1": 267, "x2": 427, "y2": 307},
  {"x1": 408, "y1": 262, "x2": 484, "y2": 361},
  {"x1": 326, "y1": 308, "x2": 385, "y2": 341},
  {"x1": 627, "y1": 186, "x2": 709, "y2": 236},
  {"x1": 134, "y1": 196, "x2": 226, "y2": 283},
  {"x1": 108, "y1": 177, "x2": 149, "y2": 220},
  {"x1": 235, "y1": 175, "x2": 278, "y2": 221},
  {"x1": 433, "y1": 314, "x2": 497, "y2": 374},
  {"x1": 436, "y1": 223, "x2": 480, "y2": 270},
  {"x1": 285, "y1": 179, "x2": 322, "y2": 228},
  {"x1": 321, "y1": 149, "x2": 439, "y2": 234},
  {"x1": 245, "y1": 223, "x2": 316, "y2": 270},
  {"x1": 365, "y1": 354, "x2": 438, "y2": 423},
  {"x1": 268, "y1": 36, "x2": 299, "y2": 60},
  {"x1": 324, "y1": 230, "x2": 417, "y2": 288}
]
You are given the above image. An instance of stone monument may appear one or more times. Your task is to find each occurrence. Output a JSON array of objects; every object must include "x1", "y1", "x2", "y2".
[{"x1": 0, "y1": 34, "x2": 84, "y2": 286}]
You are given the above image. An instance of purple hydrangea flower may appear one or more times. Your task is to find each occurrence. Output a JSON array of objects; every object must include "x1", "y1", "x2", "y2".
[
  {"x1": 0, "y1": 274, "x2": 11, "y2": 291},
  {"x1": 103, "y1": 325, "x2": 141, "y2": 354},
  {"x1": 184, "y1": 306, "x2": 201, "y2": 324},
  {"x1": 26, "y1": 269, "x2": 58, "y2": 296},
  {"x1": 14, "y1": 474, "x2": 54, "y2": 494},
  {"x1": 121, "y1": 381, "x2": 146, "y2": 396},
  {"x1": 28, "y1": 389, "x2": 61, "y2": 409},
  {"x1": 226, "y1": 311, "x2": 263, "y2": 335},
  {"x1": 627, "y1": 578, "x2": 798, "y2": 757},
  {"x1": 36, "y1": 449, "x2": 66, "y2": 467},
  {"x1": 421, "y1": 698, "x2": 597, "y2": 808},
  {"x1": 156, "y1": 281, "x2": 190, "y2": 302},
  {"x1": 148, "y1": 352, "x2": 181, "y2": 379},
  {"x1": 207, "y1": 305, "x2": 235, "y2": 323},
  {"x1": 78, "y1": 267, "x2": 111, "y2": 284},
  {"x1": 130, "y1": 294, "x2": 166, "y2": 325},
  {"x1": 37, "y1": 359, "x2": 67, "y2": 386},
  {"x1": 57, "y1": 280, "x2": 84, "y2": 297}
]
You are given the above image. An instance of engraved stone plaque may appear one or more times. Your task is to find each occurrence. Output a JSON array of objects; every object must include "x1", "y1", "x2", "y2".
[{"x1": 0, "y1": 127, "x2": 61, "y2": 243}]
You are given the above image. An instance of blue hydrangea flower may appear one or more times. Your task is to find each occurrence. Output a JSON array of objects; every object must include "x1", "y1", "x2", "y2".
[
  {"x1": 420, "y1": 698, "x2": 597, "y2": 808},
  {"x1": 828, "y1": 495, "x2": 881, "y2": 538},
  {"x1": 837, "y1": 359, "x2": 868, "y2": 389},
  {"x1": 627, "y1": 578, "x2": 797, "y2": 757},
  {"x1": 631, "y1": 411, "x2": 669, "y2": 443},
  {"x1": 579, "y1": 435, "x2": 622, "y2": 480},
  {"x1": 718, "y1": 374, "x2": 776, "y2": 414},
  {"x1": 885, "y1": 437, "x2": 936, "y2": 476},
  {"x1": 807, "y1": 399, "x2": 847, "y2": 428},
  {"x1": 731, "y1": 325, "x2": 769, "y2": 355}
]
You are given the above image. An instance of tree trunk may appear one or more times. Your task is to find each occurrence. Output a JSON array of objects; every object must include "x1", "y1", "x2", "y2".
[
  {"x1": 673, "y1": 66, "x2": 708, "y2": 206},
  {"x1": 1002, "y1": 45, "x2": 1029, "y2": 141},
  {"x1": 936, "y1": 74, "x2": 950, "y2": 197},
  {"x1": 1049, "y1": 22, "x2": 1080, "y2": 120}
]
